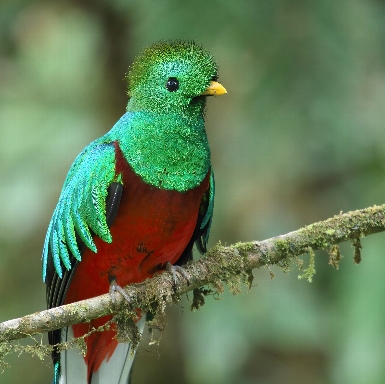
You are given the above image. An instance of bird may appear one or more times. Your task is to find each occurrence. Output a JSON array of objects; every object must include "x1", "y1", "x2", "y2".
[{"x1": 42, "y1": 40, "x2": 226, "y2": 384}]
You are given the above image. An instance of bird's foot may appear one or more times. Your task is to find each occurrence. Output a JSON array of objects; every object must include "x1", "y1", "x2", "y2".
[
  {"x1": 109, "y1": 279, "x2": 132, "y2": 304},
  {"x1": 166, "y1": 262, "x2": 191, "y2": 287}
]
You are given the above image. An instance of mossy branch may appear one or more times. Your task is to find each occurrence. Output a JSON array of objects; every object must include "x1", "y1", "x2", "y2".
[{"x1": 1, "y1": 204, "x2": 385, "y2": 345}]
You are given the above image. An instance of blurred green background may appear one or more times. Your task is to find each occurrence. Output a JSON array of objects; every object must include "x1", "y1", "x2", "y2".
[{"x1": 2, "y1": 0, "x2": 385, "y2": 383}]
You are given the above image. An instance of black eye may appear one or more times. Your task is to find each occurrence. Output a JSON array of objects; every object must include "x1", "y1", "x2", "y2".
[
  {"x1": 166, "y1": 77, "x2": 179, "y2": 92},
  {"x1": 211, "y1": 75, "x2": 218, "y2": 82}
]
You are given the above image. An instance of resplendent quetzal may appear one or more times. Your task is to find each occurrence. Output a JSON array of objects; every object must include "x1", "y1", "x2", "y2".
[{"x1": 42, "y1": 40, "x2": 226, "y2": 384}]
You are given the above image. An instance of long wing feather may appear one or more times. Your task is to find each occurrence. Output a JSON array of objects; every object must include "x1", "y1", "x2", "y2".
[{"x1": 43, "y1": 142, "x2": 123, "y2": 372}]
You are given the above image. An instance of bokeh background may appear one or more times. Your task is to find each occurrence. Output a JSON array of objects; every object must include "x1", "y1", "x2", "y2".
[{"x1": 2, "y1": 0, "x2": 385, "y2": 383}]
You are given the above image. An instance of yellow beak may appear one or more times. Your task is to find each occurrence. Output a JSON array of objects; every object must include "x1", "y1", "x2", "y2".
[{"x1": 200, "y1": 81, "x2": 227, "y2": 96}]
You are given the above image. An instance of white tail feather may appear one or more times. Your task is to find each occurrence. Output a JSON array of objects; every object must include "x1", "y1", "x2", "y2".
[
  {"x1": 59, "y1": 326, "x2": 87, "y2": 384},
  {"x1": 58, "y1": 317, "x2": 146, "y2": 384}
]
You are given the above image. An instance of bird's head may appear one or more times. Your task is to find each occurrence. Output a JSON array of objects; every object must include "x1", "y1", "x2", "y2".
[{"x1": 126, "y1": 40, "x2": 226, "y2": 115}]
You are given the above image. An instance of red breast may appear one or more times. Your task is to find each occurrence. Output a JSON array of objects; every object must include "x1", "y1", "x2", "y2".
[{"x1": 65, "y1": 141, "x2": 210, "y2": 378}]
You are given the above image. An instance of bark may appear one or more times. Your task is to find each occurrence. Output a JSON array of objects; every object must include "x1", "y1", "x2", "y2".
[{"x1": 1, "y1": 204, "x2": 384, "y2": 344}]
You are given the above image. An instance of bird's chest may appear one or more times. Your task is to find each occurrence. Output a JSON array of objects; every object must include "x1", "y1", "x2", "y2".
[
  {"x1": 104, "y1": 158, "x2": 209, "y2": 281},
  {"x1": 65, "y1": 142, "x2": 209, "y2": 304}
]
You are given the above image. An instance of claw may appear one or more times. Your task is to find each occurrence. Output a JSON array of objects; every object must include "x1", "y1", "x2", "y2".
[
  {"x1": 109, "y1": 279, "x2": 132, "y2": 304},
  {"x1": 166, "y1": 262, "x2": 191, "y2": 286}
]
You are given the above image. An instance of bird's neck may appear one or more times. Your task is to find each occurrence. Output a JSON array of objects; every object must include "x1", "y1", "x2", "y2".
[
  {"x1": 107, "y1": 111, "x2": 211, "y2": 192},
  {"x1": 126, "y1": 96, "x2": 207, "y2": 121}
]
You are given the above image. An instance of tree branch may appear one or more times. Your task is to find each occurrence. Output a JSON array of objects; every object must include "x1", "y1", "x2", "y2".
[{"x1": 1, "y1": 204, "x2": 385, "y2": 344}]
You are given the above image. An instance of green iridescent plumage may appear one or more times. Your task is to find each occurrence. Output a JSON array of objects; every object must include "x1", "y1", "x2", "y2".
[
  {"x1": 43, "y1": 143, "x2": 117, "y2": 279},
  {"x1": 127, "y1": 40, "x2": 218, "y2": 115},
  {"x1": 42, "y1": 40, "x2": 220, "y2": 281}
]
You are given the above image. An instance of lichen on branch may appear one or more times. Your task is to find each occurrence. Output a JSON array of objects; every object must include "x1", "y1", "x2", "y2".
[{"x1": 1, "y1": 204, "x2": 385, "y2": 367}]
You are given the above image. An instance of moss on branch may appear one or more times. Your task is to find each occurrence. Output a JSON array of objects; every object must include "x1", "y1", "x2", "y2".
[{"x1": 1, "y1": 204, "x2": 385, "y2": 369}]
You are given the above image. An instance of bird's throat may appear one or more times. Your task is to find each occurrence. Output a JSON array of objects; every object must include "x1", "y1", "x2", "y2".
[{"x1": 108, "y1": 112, "x2": 211, "y2": 192}]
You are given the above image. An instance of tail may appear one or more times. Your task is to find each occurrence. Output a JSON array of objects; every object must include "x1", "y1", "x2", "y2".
[{"x1": 54, "y1": 317, "x2": 146, "y2": 384}]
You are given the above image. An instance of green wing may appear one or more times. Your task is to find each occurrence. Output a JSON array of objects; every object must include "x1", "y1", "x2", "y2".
[
  {"x1": 198, "y1": 167, "x2": 215, "y2": 251},
  {"x1": 42, "y1": 142, "x2": 117, "y2": 281}
]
